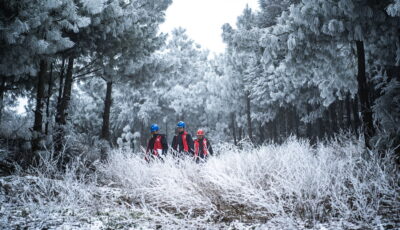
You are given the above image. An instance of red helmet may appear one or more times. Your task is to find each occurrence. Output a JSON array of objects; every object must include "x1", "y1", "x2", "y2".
[{"x1": 196, "y1": 129, "x2": 205, "y2": 135}]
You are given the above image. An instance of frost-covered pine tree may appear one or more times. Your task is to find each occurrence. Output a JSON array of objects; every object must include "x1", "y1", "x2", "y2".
[
  {"x1": 251, "y1": 0, "x2": 399, "y2": 147},
  {"x1": 51, "y1": 0, "x2": 171, "y2": 158},
  {"x1": 0, "y1": 0, "x2": 95, "y2": 162}
]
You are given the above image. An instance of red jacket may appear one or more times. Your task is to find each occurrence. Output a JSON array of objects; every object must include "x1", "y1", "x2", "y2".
[
  {"x1": 146, "y1": 134, "x2": 168, "y2": 156},
  {"x1": 172, "y1": 131, "x2": 194, "y2": 154},
  {"x1": 194, "y1": 137, "x2": 213, "y2": 158}
]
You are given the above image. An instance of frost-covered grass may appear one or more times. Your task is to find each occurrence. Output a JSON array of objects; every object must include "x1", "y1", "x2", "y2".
[{"x1": 1, "y1": 137, "x2": 399, "y2": 229}]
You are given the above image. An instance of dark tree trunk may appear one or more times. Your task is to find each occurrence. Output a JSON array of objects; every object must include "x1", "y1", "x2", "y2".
[
  {"x1": 141, "y1": 122, "x2": 146, "y2": 147},
  {"x1": 272, "y1": 120, "x2": 278, "y2": 142},
  {"x1": 323, "y1": 109, "x2": 331, "y2": 138},
  {"x1": 278, "y1": 109, "x2": 285, "y2": 142},
  {"x1": 352, "y1": 96, "x2": 361, "y2": 136},
  {"x1": 265, "y1": 121, "x2": 271, "y2": 141},
  {"x1": 0, "y1": 76, "x2": 5, "y2": 125},
  {"x1": 32, "y1": 60, "x2": 47, "y2": 158},
  {"x1": 245, "y1": 92, "x2": 253, "y2": 142},
  {"x1": 55, "y1": 57, "x2": 74, "y2": 156},
  {"x1": 329, "y1": 102, "x2": 338, "y2": 134},
  {"x1": 238, "y1": 127, "x2": 243, "y2": 141},
  {"x1": 100, "y1": 81, "x2": 113, "y2": 162},
  {"x1": 231, "y1": 112, "x2": 237, "y2": 146},
  {"x1": 293, "y1": 110, "x2": 300, "y2": 137},
  {"x1": 317, "y1": 117, "x2": 324, "y2": 139},
  {"x1": 45, "y1": 63, "x2": 53, "y2": 135},
  {"x1": 306, "y1": 104, "x2": 313, "y2": 140},
  {"x1": 306, "y1": 121, "x2": 312, "y2": 140},
  {"x1": 337, "y1": 100, "x2": 344, "y2": 130},
  {"x1": 346, "y1": 93, "x2": 352, "y2": 131},
  {"x1": 259, "y1": 123, "x2": 265, "y2": 144},
  {"x1": 57, "y1": 58, "x2": 66, "y2": 107},
  {"x1": 284, "y1": 108, "x2": 289, "y2": 137},
  {"x1": 286, "y1": 108, "x2": 291, "y2": 136},
  {"x1": 356, "y1": 41, "x2": 375, "y2": 148},
  {"x1": 101, "y1": 81, "x2": 113, "y2": 143}
]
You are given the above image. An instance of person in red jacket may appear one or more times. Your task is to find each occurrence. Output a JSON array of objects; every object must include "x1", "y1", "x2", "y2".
[
  {"x1": 146, "y1": 124, "x2": 168, "y2": 162},
  {"x1": 194, "y1": 129, "x2": 213, "y2": 163},
  {"x1": 171, "y1": 121, "x2": 194, "y2": 157}
]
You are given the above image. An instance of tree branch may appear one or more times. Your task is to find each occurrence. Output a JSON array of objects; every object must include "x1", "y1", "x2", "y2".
[{"x1": 74, "y1": 68, "x2": 101, "y2": 79}]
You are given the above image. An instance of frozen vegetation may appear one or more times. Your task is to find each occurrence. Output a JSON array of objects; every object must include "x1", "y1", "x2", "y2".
[
  {"x1": 0, "y1": 1, "x2": 400, "y2": 229},
  {"x1": 1, "y1": 137, "x2": 399, "y2": 229}
]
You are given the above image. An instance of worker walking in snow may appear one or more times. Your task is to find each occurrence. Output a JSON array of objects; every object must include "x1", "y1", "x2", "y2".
[
  {"x1": 194, "y1": 129, "x2": 214, "y2": 163},
  {"x1": 145, "y1": 124, "x2": 168, "y2": 162},
  {"x1": 171, "y1": 121, "x2": 194, "y2": 157}
]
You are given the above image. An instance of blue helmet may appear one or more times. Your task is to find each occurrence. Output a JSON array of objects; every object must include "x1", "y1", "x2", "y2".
[
  {"x1": 150, "y1": 124, "x2": 159, "y2": 132},
  {"x1": 177, "y1": 121, "x2": 185, "y2": 128}
]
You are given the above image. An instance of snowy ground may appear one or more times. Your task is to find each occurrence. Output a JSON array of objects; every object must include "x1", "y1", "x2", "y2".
[{"x1": 1, "y1": 137, "x2": 399, "y2": 229}]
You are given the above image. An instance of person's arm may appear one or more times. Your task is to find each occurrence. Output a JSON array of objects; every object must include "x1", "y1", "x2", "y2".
[
  {"x1": 162, "y1": 135, "x2": 168, "y2": 155},
  {"x1": 207, "y1": 139, "x2": 214, "y2": 155}
]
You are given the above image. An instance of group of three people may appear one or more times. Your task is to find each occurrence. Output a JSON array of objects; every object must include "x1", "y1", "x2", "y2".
[{"x1": 145, "y1": 121, "x2": 214, "y2": 162}]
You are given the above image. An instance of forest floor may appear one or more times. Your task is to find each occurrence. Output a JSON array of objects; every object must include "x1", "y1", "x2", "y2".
[{"x1": 1, "y1": 137, "x2": 399, "y2": 229}]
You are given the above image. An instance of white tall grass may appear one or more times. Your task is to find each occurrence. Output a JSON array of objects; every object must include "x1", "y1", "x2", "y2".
[{"x1": 1, "y1": 137, "x2": 399, "y2": 229}]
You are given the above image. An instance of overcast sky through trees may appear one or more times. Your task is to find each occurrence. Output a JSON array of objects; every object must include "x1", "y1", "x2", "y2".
[{"x1": 160, "y1": 0, "x2": 259, "y2": 54}]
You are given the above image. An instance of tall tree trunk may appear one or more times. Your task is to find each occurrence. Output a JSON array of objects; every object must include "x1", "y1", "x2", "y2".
[
  {"x1": 231, "y1": 112, "x2": 237, "y2": 146},
  {"x1": 276, "y1": 109, "x2": 283, "y2": 140},
  {"x1": 55, "y1": 57, "x2": 74, "y2": 156},
  {"x1": 32, "y1": 60, "x2": 47, "y2": 159},
  {"x1": 259, "y1": 123, "x2": 265, "y2": 144},
  {"x1": 141, "y1": 122, "x2": 146, "y2": 147},
  {"x1": 352, "y1": 95, "x2": 361, "y2": 137},
  {"x1": 281, "y1": 110, "x2": 287, "y2": 142},
  {"x1": 293, "y1": 110, "x2": 300, "y2": 137},
  {"x1": 57, "y1": 58, "x2": 66, "y2": 107},
  {"x1": 0, "y1": 76, "x2": 5, "y2": 125},
  {"x1": 100, "y1": 81, "x2": 113, "y2": 162},
  {"x1": 345, "y1": 93, "x2": 352, "y2": 131},
  {"x1": 356, "y1": 41, "x2": 375, "y2": 148},
  {"x1": 265, "y1": 121, "x2": 271, "y2": 141},
  {"x1": 285, "y1": 108, "x2": 290, "y2": 137},
  {"x1": 337, "y1": 100, "x2": 344, "y2": 130},
  {"x1": 238, "y1": 127, "x2": 243, "y2": 142},
  {"x1": 272, "y1": 120, "x2": 278, "y2": 142},
  {"x1": 306, "y1": 105, "x2": 313, "y2": 141},
  {"x1": 287, "y1": 107, "x2": 298, "y2": 137},
  {"x1": 317, "y1": 117, "x2": 324, "y2": 139},
  {"x1": 101, "y1": 81, "x2": 113, "y2": 143},
  {"x1": 306, "y1": 121, "x2": 312, "y2": 140},
  {"x1": 317, "y1": 117, "x2": 326, "y2": 139},
  {"x1": 323, "y1": 109, "x2": 331, "y2": 138},
  {"x1": 284, "y1": 108, "x2": 289, "y2": 137},
  {"x1": 245, "y1": 92, "x2": 253, "y2": 142},
  {"x1": 45, "y1": 63, "x2": 53, "y2": 135},
  {"x1": 329, "y1": 102, "x2": 338, "y2": 134}
]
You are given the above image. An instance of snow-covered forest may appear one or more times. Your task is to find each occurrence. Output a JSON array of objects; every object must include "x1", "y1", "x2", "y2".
[{"x1": 0, "y1": 0, "x2": 399, "y2": 229}]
